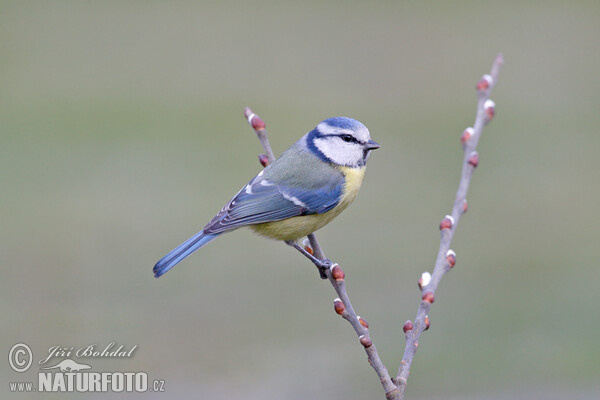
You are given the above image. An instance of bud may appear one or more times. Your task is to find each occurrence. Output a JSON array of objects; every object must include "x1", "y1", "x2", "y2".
[
  {"x1": 462, "y1": 199, "x2": 468, "y2": 213},
  {"x1": 403, "y1": 320, "x2": 414, "y2": 333},
  {"x1": 461, "y1": 127, "x2": 473, "y2": 145},
  {"x1": 244, "y1": 107, "x2": 265, "y2": 131},
  {"x1": 258, "y1": 154, "x2": 270, "y2": 167},
  {"x1": 359, "y1": 335, "x2": 372, "y2": 348},
  {"x1": 484, "y1": 99, "x2": 495, "y2": 122},
  {"x1": 418, "y1": 271, "x2": 431, "y2": 290},
  {"x1": 424, "y1": 315, "x2": 430, "y2": 330},
  {"x1": 302, "y1": 238, "x2": 313, "y2": 255},
  {"x1": 476, "y1": 74, "x2": 493, "y2": 91},
  {"x1": 333, "y1": 298, "x2": 345, "y2": 315},
  {"x1": 331, "y1": 264, "x2": 345, "y2": 281},
  {"x1": 439, "y1": 215, "x2": 454, "y2": 230},
  {"x1": 468, "y1": 151, "x2": 479, "y2": 168},
  {"x1": 422, "y1": 292, "x2": 435, "y2": 304},
  {"x1": 446, "y1": 249, "x2": 456, "y2": 268},
  {"x1": 358, "y1": 316, "x2": 369, "y2": 329}
]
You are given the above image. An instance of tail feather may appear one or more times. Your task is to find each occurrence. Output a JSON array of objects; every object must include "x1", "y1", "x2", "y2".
[{"x1": 153, "y1": 231, "x2": 219, "y2": 278}]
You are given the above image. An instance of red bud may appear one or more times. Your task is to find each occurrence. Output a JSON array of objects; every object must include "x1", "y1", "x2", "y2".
[
  {"x1": 333, "y1": 298, "x2": 345, "y2": 315},
  {"x1": 484, "y1": 99, "x2": 495, "y2": 122},
  {"x1": 301, "y1": 238, "x2": 313, "y2": 255},
  {"x1": 244, "y1": 107, "x2": 265, "y2": 131},
  {"x1": 439, "y1": 215, "x2": 454, "y2": 230},
  {"x1": 331, "y1": 264, "x2": 345, "y2": 281},
  {"x1": 468, "y1": 151, "x2": 479, "y2": 168},
  {"x1": 359, "y1": 335, "x2": 372, "y2": 348},
  {"x1": 476, "y1": 74, "x2": 492, "y2": 91},
  {"x1": 358, "y1": 316, "x2": 369, "y2": 329},
  {"x1": 422, "y1": 292, "x2": 435, "y2": 304},
  {"x1": 424, "y1": 315, "x2": 430, "y2": 330},
  {"x1": 446, "y1": 250, "x2": 456, "y2": 268},
  {"x1": 403, "y1": 320, "x2": 414, "y2": 333},
  {"x1": 461, "y1": 127, "x2": 473, "y2": 145},
  {"x1": 258, "y1": 154, "x2": 269, "y2": 167},
  {"x1": 418, "y1": 272, "x2": 431, "y2": 290},
  {"x1": 251, "y1": 116, "x2": 265, "y2": 131}
]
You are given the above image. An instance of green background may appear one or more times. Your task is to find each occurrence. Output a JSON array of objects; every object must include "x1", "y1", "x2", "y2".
[{"x1": 2, "y1": 1, "x2": 599, "y2": 399}]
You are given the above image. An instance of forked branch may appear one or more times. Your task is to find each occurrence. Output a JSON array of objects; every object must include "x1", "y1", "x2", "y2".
[
  {"x1": 243, "y1": 107, "x2": 399, "y2": 399},
  {"x1": 241, "y1": 53, "x2": 503, "y2": 400}
]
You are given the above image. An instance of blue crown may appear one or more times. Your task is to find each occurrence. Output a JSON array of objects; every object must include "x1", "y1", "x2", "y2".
[{"x1": 320, "y1": 117, "x2": 365, "y2": 131}]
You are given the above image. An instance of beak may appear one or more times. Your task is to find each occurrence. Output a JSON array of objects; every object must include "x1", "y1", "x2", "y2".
[{"x1": 365, "y1": 140, "x2": 380, "y2": 150}]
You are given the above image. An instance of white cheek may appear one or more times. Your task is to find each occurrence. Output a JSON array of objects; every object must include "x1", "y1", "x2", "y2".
[
  {"x1": 314, "y1": 138, "x2": 363, "y2": 166},
  {"x1": 354, "y1": 127, "x2": 371, "y2": 143}
]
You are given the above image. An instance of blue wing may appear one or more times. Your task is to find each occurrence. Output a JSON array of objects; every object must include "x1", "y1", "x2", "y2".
[
  {"x1": 203, "y1": 172, "x2": 344, "y2": 234},
  {"x1": 154, "y1": 142, "x2": 345, "y2": 277},
  {"x1": 153, "y1": 177, "x2": 342, "y2": 278}
]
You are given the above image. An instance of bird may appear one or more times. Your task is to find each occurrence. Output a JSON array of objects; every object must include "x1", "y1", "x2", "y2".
[{"x1": 153, "y1": 116, "x2": 379, "y2": 278}]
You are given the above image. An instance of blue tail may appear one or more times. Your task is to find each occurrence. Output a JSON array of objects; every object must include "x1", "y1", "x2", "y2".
[{"x1": 153, "y1": 231, "x2": 219, "y2": 278}]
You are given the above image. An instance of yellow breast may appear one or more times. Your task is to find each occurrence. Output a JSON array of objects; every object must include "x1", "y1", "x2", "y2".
[
  {"x1": 250, "y1": 166, "x2": 366, "y2": 241},
  {"x1": 336, "y1": 165, "x2": 367, "y2": 209}
]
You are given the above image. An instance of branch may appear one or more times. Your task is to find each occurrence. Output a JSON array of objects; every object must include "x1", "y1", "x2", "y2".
[
  {"x1": 243, "y1": 107, "x2": 400, "y2": 400},
  {"x1": 244, "y1": 107, "x2": 276, "y2": 164},
  {"x1": 242, "y1": 52, "x2": 502, "y2": 399},
  {"x1": 395, "y1": 53, "x2": 504, "y2": 399}
]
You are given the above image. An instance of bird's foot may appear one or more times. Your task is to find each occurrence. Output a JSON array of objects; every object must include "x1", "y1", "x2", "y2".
[{"x1": 285, "y1": 240, "x2": 332, "y2": 279}]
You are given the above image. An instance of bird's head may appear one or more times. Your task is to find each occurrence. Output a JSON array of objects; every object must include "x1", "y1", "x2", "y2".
[{"x1": 306, "y1": 117, "x2": 379, "y2": 167}]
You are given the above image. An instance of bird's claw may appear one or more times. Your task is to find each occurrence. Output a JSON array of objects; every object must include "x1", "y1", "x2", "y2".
[
  {"x1": 317, "y1": 259, "x2": 333, "y2": 279},
  {"x1": 286, "y1": 240, "x2": 332, "y2": 279}
]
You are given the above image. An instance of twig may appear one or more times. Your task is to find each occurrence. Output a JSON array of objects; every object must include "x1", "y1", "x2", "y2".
[
  {"x1": 242, "y1": 52, "x2": 502, "y2": 399},
  {"x1": 395, "y1": 53, "x2": 504, "y2": 399},
  {"x1": 244, "y1": 107, "x2": 276, "y2": 164},
  {"x1": 243, "y1": 107, "x2": 400, "y2": 400}
]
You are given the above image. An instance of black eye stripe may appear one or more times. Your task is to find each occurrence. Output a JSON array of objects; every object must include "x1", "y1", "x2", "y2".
[{"x1": 339, "y1": 134, "x2": 358, "y2": 143}]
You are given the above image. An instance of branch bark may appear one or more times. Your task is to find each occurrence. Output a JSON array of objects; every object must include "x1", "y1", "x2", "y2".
[
  {"x1": 395, "y1": 53, "x2": 504, "y2": 399},
  {"x1": 243, "y1": 107, "x2": 399, "y2": 399},
  {"x1": 241, "y1": 53, "x2": 503, "y2": 400}
]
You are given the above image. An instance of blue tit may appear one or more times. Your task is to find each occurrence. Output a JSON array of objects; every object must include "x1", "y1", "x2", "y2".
[{"x1": 153, "y1": 117, "x2": 379, "y2": 278}]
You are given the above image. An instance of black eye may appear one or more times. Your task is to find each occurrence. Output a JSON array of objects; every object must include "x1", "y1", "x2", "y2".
[{"x1": 341, "y1": 134, "x2": 353, "y2": 142}]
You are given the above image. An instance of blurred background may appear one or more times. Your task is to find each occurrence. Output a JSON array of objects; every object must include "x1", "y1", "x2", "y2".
[{"x1": 2, "y1": 1, "x2": 599, "y2": 399}]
